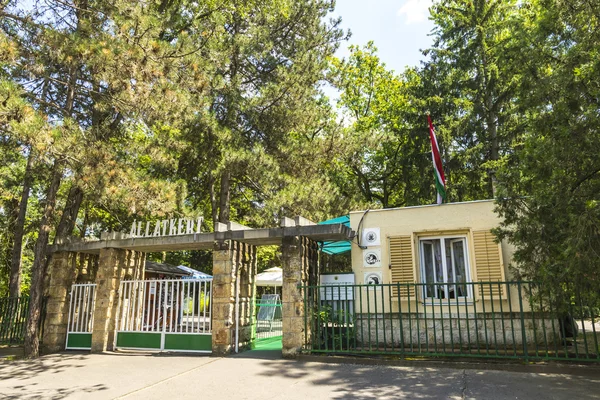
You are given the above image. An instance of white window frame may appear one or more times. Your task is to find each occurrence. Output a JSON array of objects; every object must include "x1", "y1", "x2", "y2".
[{"x1": 418, "y1": 235, "x2": 472, "y2": 300}]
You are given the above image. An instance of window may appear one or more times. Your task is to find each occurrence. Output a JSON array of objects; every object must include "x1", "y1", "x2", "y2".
[{"x1": 419, "y1": 236, "x2": 471, "y2": 300}]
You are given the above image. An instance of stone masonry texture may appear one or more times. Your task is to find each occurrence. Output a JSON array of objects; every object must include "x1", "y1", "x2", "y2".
[
  {"x1": 282, "y1": 236, "x2": 318, "y2": 358},
  {"x1": 91, "y1": 248, "x2": 145, "y2": 352}
]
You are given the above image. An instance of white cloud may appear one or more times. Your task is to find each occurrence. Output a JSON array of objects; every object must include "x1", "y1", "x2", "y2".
[{"x1": 397, "y1": 0, "x2": 433, "y2": 24}]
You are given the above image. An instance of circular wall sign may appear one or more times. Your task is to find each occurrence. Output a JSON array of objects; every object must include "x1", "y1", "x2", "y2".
[
  {"x1": 365, "y1": 272, "x2": 382, "y2": 286},
  {"x1": 365, "y1": 231, "x2": 378, "y2": 244},
  {"x1": 364, "y1": 251, "x2": 380, "y2": 266}
]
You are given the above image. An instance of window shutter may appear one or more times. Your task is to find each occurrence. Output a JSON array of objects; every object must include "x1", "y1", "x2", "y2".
[
  {"x1": 389, "y1": 236, "x2": 415, "y2": 298},
  {"x1": 472, "y1": 230, "x2": 505, "y2": 297}
]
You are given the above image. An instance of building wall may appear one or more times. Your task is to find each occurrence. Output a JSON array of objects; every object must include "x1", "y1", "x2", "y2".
[
  {"x1": 348, "y1": 200, "x2": 521, "y2": 314},
  {"x1": 350, "y1": 200, "x2": 513, "y2": 283},
  {"x1": 354, "y1": 312, "x2": 558, "y2": 349}
]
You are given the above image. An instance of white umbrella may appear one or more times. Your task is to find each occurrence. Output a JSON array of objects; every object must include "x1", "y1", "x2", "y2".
[{"x1": 256, "y1": 267, "x2": 282, "y2": 287}]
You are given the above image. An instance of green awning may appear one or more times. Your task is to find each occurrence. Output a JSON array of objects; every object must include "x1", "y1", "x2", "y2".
[{"x1": 318, "y1": 215, "x2": 351, "y2": 255}]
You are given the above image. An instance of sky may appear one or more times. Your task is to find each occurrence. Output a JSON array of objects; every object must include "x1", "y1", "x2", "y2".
[{"x1": 329, "y1": 0, "x2": 435, "y2": 74}]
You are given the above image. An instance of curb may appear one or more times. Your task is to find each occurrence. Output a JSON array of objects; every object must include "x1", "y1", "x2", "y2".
[{"x1": 296, "y1": 354, "x2": 600, "y2": 377}]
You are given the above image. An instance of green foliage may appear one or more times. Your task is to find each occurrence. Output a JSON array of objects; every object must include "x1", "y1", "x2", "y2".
[
  {"x1": 0, "y1": 0, "x2": 599, "y2": 316},
  {"x1": 256, "y1": 246, "x2": 280, "y2": 274},
  {"x1": 313, "y1": 304, "x2": 355, "y2": 350},
  {"x1": 424, "y1": 0, "x2": 524, "y2": 200},
  {"x1": 495, "y1": 0, "x2": 600, "y2": 309},
  {"x1": 329, "y1": 43, "x2": 433, "y2": 208},
  {"x1": 175, "y1": 0, "x2": 348, "y2": 227}
]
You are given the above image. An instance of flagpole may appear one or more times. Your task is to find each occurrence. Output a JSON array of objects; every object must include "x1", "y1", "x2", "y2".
[{"x1": 428, "y1": 115, "x2": 446, "y2": 205}]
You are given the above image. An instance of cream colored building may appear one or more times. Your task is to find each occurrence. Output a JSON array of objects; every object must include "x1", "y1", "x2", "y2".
[
  {"x1": 324, "y1": 200, "x2": 557, "y2": 351},
  {"x1": 349, "y1": 199, "x2": 511, "y2": 291}
]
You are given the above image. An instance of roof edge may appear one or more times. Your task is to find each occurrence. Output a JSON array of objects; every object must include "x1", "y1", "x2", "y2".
[{"x1": 349, "y1": 199, "x2": 495, "y2": 215}]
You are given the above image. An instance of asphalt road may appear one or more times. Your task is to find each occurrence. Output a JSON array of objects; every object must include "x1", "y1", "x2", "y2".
[{"x1": 0, "y1": 350, "x2": 599, "y2": 399}]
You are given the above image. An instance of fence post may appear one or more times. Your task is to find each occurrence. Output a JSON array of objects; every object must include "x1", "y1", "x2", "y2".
[{"x1": 517, "y1": 281, "x2": 529, "y2": 362}]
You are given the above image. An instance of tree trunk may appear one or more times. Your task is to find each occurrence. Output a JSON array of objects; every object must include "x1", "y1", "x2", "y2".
[
  {"x1": 9, "y1": 153, "x2": 35, "y2": 297},
  {"x1": 79, "y1": 204, "x2": 88, "y2": 238},
  {"x1": 209, "y1": 177, "x2": 218, "y2": 228},
  {"x1": 24, "y1": 162, "x2": 63, "y2": 358},
  {"x1": 218, "y1": 170, "x2": 231, "y2": 224},
  {"x1": 488, "y1": 109, "x2": 499, "y2": 197},
  {"x1": 55, "y1": 184, "x2": 84, "y2": 241},
  {"x1": 480, "y1": 36, "x2": 499, "y2": 198},
  {"x1": 4, "y1": 199, "x2": 18, "y2": 297}
]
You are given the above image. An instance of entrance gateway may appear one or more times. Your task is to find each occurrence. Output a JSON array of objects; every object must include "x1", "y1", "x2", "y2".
[
  {"x1": 65, "y1": 283, "x2": 96, "y2": 350},
  {"x1": 115, "y1": 278, "x2": 212, "y2": 352},
  {"x1": 43, "y1": 217, "x2": 352, "y2": 357}
]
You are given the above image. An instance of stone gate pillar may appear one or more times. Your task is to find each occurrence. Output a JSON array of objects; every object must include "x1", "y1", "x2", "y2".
[
  {"x1": 212, "y1": 241, "x2": 256, "y2": 355},
  {"x1": 42, "y1": 251, "x2": 79, "y2": 354},
  {"x1": 90, "y1": 248, "x2": 145, "y2": 352},
  {"x1": 236, "y1": 243, "x2": 257, "y2": 350},
  {"x1": 281, "y1": 236, "x2": 318, "y2": 358}
]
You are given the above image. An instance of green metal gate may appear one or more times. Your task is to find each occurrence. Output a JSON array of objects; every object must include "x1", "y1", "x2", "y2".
[
  {"x1": 115, "y1": 278, "x2": 212, "y2": 353},
  {"x1": 66, "y1": 283, "x2": 96, "y2": 350}
]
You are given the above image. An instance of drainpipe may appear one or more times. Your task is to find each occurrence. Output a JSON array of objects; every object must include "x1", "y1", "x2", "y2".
[{"x1": 235, "y1": 266, "x2": 240, "y2": 353}]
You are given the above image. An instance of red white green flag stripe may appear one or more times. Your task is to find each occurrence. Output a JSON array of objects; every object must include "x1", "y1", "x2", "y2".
[{"x1": 428, "y1": 115, "x2": 447, "y2": 204}]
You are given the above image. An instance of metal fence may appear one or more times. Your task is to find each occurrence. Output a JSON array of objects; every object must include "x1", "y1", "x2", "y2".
[
  {"x1": 66, "y1": 284, "x2": 97, "y2": 350},
  {"x1": 0, "y1": 296, "x2": 47, "y2": 344},
  {"x1": 115, "y1": 279, "x2": 213, "y2": 352},
  {"x1": 255, "y1": 294, "x2": 282, "y2": 340},
  {"x1": 302, "y1": 281, "x2": 600, "y2": 362},
  {"x1": 117, "y1": 279, "x2": 212, "y2": 335}
]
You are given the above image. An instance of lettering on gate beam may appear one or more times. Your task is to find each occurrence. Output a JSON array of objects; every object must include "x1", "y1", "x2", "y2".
[{"x1": 129, "y1": 217, "x2": 203, "y2": 238}]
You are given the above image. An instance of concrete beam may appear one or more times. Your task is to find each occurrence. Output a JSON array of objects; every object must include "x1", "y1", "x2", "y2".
[
  {"x1": 228, "y1": 221, "x2": 250, "y2": 231},
  {"x1": 294, "y1": 216, "x2": 316, "y2": 226},
  {"x1": 50, "y1": 224, "x2": 354, "y2": 254},
  {"x1": 280, "y1": 217, "x2": 295, "y2": 227},
  {"x1": 214, "y1": 222, "x2": 228, "y2": 232},
  {"x1": 100, "y1": 232, "x2": 131, "y2": 241}
]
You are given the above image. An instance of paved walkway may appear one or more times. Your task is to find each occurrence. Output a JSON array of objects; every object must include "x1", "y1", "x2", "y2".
[{"x1": 0, "y1": 350, "x2": 599, "y2": 399}]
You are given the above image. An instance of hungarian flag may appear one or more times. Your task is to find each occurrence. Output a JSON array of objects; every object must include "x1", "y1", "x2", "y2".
[{"x1": 428, "y1": 115, "x2": 446, "y2": 204}]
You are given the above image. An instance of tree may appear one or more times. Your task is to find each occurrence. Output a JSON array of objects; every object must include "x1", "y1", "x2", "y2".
[
  {"x1": 2, "y1": 0, "x2": 209, "y2": 357},
  {"x1": 176, "y1": 0, "x2": 346, "y2": 227},
  {"x1": 329, "y1": 43, "x2": 433, "y2": 208},
  {"x1": 495, "y1": 0, "x2": 600, "y2": 309},
  {"x1": 425, "y1": 0, "x2": 524, "y2": 199}
]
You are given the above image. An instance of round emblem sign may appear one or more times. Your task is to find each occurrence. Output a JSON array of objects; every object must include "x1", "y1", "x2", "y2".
[
  {"x1": 364, "y1": 251, "x2": 380, "y2": 266},
  {"x1": 365, "y1": 272, "x2": 382, "y2": 285},
  {"x1": 366, "y1": 231, "x2": 378, "y2": 244}
]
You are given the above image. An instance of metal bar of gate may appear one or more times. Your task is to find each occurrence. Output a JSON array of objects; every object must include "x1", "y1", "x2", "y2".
[
  {"x1": 66, "y1": 283, "x2": 97, "y2": 350},
  {"x1": 115, "y1": 278, "x2": 213, "y2": 350}
]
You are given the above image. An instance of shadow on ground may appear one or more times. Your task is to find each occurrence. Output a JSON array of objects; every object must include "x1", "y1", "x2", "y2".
[
  {"x1": 0, "y1": 352, "x2": 90, "y2": 381},
  {"x1": 0, "y1": 352, "x2": 109, "y2": 399},
  {"x1": 233, "y1": 349, "x2": 283, "y2": 360},
  {"x1": 248, "y1": 355, "x2": 600, "y2": 400},
  {"x1": 1, "y1": 383, "x2": 108, "y2": 400}
]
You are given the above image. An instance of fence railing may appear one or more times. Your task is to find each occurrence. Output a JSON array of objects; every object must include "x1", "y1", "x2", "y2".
[
  {"x1": 0, "y1": 296, "x2": 47, "y2": 345},
  {"x1": 255, "y1": 302, "x2": 282, "y2": 340},
  {"x1": 117, "y1": 279, "x2": 212, "y2": 335},
  {"x1": 301, "y1": 281, "x2": 600, "y2": 362}
]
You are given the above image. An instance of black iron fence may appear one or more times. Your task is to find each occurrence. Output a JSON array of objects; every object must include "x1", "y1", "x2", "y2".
[
  {"x1": 301, "y1": 281, "x2": 600, "y2": 362},
  {"x1": 0, "y1": 296, "x2": 47, "y2": 344}
]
